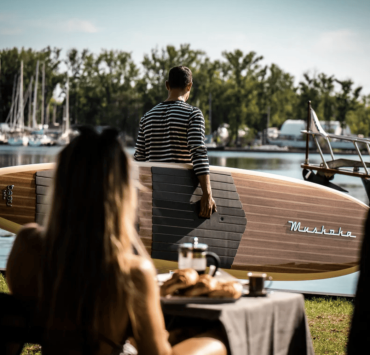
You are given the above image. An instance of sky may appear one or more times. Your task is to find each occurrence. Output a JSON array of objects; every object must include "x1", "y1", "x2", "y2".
[{"x1": 1, "y1": 0, "x2": 370, "y2": 94}]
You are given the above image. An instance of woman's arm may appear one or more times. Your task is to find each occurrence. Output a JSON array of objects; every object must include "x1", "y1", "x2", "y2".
[
  {"x1": 130, "y1": 258, "x2": 227, "y2": 355},
  {"x1": 134, "y1": 118, "x2": 147, "y2": 162},
  {"x1": 130, "y1": 257, "x2": 172, "y2": 355}
]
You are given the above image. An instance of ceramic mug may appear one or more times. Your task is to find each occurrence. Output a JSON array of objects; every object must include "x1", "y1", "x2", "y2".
[
  {"x1": 178, "y1": 238, "x2": 220, "y2": 276},
  {"x1": 247, "y1": 272, "x2": 272, "y2": 296}
]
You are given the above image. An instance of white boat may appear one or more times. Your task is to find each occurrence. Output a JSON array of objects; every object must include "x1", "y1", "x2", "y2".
[
  {"x1": 40, "y1": 134, "x2": 53, "y2": 146},
  {"x1": 28, "y1": 137, "x2": 42, "y2": 147},
  {"x1": 8, "y1": 136, "x2": 28, "y2": 146},
  {"x1": 57, "y1": 132, "x2": 70, "y2": 146},
  {"x1": 0, "y1": 133, "x2": 8, "y2": 144}
]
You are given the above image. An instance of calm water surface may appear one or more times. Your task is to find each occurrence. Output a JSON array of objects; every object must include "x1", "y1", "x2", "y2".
[
  {"x1": 0, "y1": 146, "x2": 365, "y2": 295},
  {"x1": 0, "y1": 146, "x2": 366, "y2": 203}
]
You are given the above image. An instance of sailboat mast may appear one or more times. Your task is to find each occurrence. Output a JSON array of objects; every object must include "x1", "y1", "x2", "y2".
[
  {"x1": 11, "y1": 75, "x2": 16, "y2": 112},
  {"x1": 12, "y1": 76, "x2": 20, "y2": 130},
  {"x1": 28, "y1": 77, "x2": 33, "y2": 128},
  {"x1": 41, "y1": 62, "x2": 45, "y2": 127},
  {"x1": 19, "y1": 61, "x2": 24, "y2": 131},
  {"x1": 52, "y1": 104, "x2": 56, "y2": 126},
  {"x1": 32, "y1": 61, "x2": 39, "y2": 129},
  {"x1": 66, "y1": 76, "x2": 69, "y2": 133},
  {"x1": 8, "y1": 75, "x2": 17, "y2": 127},
  {"x1": 46, "y1": 103, "x2": 50, "y2": 126},
  {"x1": 62, "y1": 105, "x2": 66, "y2": 132}
]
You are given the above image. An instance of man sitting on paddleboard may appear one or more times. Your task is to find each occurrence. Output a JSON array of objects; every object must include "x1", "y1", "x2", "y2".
[{"x1": 134, "y1": 66, "x2": 216, "y2": 218}]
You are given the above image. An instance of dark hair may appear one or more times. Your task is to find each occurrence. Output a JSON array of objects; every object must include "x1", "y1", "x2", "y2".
[
  {"x1": 41, "y1": 125, "x2": 147, "y2": 342},
  {"x1": 168, "y1": 66, "x2": 192, "y2": 89}
]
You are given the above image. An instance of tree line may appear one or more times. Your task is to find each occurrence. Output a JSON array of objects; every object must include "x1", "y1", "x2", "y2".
[{"x1": 1, "y1": 45, "x2": 369, "y2": 144}]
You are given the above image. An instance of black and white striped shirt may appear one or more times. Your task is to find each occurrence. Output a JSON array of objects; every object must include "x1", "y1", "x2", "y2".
[{"x1": 134, "y1": 101, "x2": 209, "y2": 176}]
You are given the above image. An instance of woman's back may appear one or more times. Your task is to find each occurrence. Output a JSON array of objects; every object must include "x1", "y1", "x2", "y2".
[{"x1": 7, "y1": 224, "x2": 172, "y2": 355}]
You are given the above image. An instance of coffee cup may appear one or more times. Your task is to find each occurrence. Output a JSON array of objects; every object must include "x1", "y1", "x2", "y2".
[
  {"x1": 178, "y1": 238, "x2": 220, "y2": 276},
  {"x1": 247, "y1": 272, "x2": 272, "y2": 296}
]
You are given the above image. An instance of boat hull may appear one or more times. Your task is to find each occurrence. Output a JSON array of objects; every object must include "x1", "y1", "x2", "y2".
[{"x1": 0, "y1": 162, "x2": 367, "y2": 280}]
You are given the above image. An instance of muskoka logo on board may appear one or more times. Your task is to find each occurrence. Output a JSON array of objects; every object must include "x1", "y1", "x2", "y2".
[
  {"x1": 288, "y1": 221, "x2": 356, "y2": 238},
  {"x1": 2, "y1": 185, "x2": 14, "y2": 207}
]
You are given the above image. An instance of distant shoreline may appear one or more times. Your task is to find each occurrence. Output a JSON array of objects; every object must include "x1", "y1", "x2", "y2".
[{"x1": 0, "y1": 144, "x2": 362, "y2": 156}]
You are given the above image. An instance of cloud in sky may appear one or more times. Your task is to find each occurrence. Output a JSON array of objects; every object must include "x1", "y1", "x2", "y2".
[
  {"x1": 65, "y1": 19, "x2": 99, "y2": 33},
  {"x1": 0, "y1": 28, "x2": 22, "y2": 35},
  {"x1": 0, "y1": 12, "x2": 22, "y2": 35},
  {"x1": 314, "y1": 29, "x2": 360, "y2": 53},
  {"x1": 0, "y1": 15, "x2": 99, "y2": 35}
]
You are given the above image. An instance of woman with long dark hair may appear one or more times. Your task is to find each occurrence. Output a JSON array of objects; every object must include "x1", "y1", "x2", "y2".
[{"x1": 6, "y1": 127, "x2": 226, "y2": 355}]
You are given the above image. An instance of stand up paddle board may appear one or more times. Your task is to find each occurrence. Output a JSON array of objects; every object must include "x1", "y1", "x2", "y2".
[{"x1": 0, "y1": 161, "x2": 367, "y2": 281}]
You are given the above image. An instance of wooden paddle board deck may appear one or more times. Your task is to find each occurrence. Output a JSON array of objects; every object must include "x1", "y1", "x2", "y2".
[{"x1": 0, "y1": 162, "x2": 367, "y2": 281}]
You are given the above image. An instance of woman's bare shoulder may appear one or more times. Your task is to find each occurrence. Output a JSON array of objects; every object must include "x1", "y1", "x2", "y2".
[
  {"x1": 129, "y1": 255, "x2": 156, "y2": 289},
  {"x1": 7, "y1": 223, "x2": 44, "y2": 296},
  {"x1": 16, "y1": 223, "x2": 44, "y2": 247}
]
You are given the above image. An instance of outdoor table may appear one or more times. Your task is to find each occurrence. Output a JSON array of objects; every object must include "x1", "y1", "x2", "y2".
[{"x1": 161, "y1": 291, "x2": 314, "y2": 355}]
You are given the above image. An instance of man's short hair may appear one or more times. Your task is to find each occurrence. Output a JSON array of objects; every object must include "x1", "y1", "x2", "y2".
[{"x1": 168, "y1": 66, "x2": 192, "y2": 89}]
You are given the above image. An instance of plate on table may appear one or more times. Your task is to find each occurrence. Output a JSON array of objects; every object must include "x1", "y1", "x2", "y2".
[
  {"x1": 242, "y1": 289, "x2": 273, "y2": 297},
  {"x1": 160, "y1": 295, "x2": 240, "y2": 304},
  {"x1": 157, "y1": 273, "x2": 172, "y2": 286}
]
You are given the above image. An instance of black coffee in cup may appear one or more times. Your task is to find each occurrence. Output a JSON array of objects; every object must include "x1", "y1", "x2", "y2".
[{"x1": 248, "y1": 272, "x2": 272, "y2": 296}]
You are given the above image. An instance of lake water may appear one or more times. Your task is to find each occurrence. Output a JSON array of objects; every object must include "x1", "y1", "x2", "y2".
[{"x1": 0, "y1": 146, "x2": 365, "y2": 296}]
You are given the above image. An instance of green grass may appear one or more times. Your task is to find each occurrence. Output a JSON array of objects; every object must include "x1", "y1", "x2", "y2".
[
  {"x1": 305, "y1": 297, "x2": 354, "y2": 354},
  {"x1": 0, "y1": 273, "x2": 355, "y2": 354},
  {"x1": 0, "y1": 272, "x2": 9, "y2": 293}
]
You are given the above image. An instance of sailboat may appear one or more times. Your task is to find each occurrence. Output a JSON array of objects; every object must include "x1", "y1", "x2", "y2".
[
  {"x1": 7, "y1": 136, "x2": 28, "y2": 146},
  {"x1": 57, "y1": 78, "x2": 71, "y2": 146},
  {"x1": 28, "y1": 136, "x2": 43, "y2": 147},
  {"x1": 6, "y1": 61, "x2": 29, "y2": 146},
  {"x1": 0, "y1": 132, "x2": 8, "y2": 144}
]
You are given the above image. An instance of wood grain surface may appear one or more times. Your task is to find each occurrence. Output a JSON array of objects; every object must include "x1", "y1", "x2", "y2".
[
  {"x1": 230, "y1": 171, "x2": 367, "y2": 274},
  {"x1": 137, "y1": 167, "x2": 153, "y2": 255},
  {"x1": 0, "y1": 171, "x2": 37, "y2": 225}
]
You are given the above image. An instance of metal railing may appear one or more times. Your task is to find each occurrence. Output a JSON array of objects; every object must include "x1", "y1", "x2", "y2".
[{"x1": 301, "y1": 101, "x2": 370, "y2": 177}]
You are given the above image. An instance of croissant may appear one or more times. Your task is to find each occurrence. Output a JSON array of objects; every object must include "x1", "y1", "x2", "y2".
[
  {"x1": 183, "y1": 274, "x2": 218, "y2": 297},
  {"x1": 160, "y1": 269, "x2": 199, "y2": 296},
  {"x1": 208, "y1": 281, "x2": 243, "y2": 299}
]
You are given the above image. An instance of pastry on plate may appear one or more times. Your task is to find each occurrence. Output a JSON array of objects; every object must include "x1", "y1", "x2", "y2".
[
  {"x1": 208, "y1": 281, "x2": 243, "y2": 299},
  {"x1": 183, "y1": 274, "x2": 218, "y2": 297},
  {"x1": 160, "y1": 269, "x2": 199, "y2": 296}
]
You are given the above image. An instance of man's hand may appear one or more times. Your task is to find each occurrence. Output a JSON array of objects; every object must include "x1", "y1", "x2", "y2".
[
  {"x1": 197, "y1": 174, "x2": 217, "y2": 218},
  {"x1": 199, "y1": 192, "x2": 217, "y2": 218}
]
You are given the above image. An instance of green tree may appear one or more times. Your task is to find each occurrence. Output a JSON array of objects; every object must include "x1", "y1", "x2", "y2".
[
  {"x1": 65, "y1": 49, "x2": 140, "y2": 136},
  {"x1": 347, "y1": 95, "x2": 370, "y2": 137},
  {"x1": 258, "y1": 63, "x2": 296, "y2": 129},
  {"x1": 137, "y1": 44, "x2": 206, "y2": 113},
  {"x1": 221, "y1": 50, "x2": 265, "y2": 145},
  {"x1": 191, "y1": 58, "x2": 223, "y2": 134},
  {"x1": 1, "y1": 44, "x2": 369, "y2": 144},
  {"x1": 335, "y1": 79, "x2": 362, "y2": 133},
  {"x1": 316, "y1": 73, "x2": 335, "y2": 131},
  {"x1": 295, "y1": 72, "x2": 322, "y2": 121}
]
